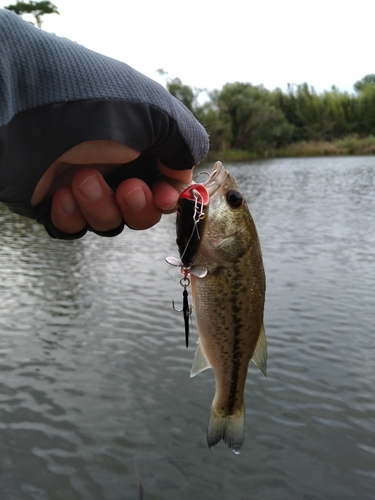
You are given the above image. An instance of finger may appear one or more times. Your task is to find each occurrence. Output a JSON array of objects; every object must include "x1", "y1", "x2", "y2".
[
  {"x1": 71, "y1": 169, "x2": 123, "y2": 232},
  {"x1": 157, "y1": 159, "x2": 193, "y2": 185},
  {"x1": 152, "y1": 179, "x2": 187, "y2": 214},
  {"x1": 51, "y1": 187, "x2": 87, "y2": 234},
  {"x1": 32, "y1": 141, "x2": 140, "y2": 206},
  {"x1": 58, "y1": 140, "x2": 140, "y2": 165},
  {"x1": 154, "y1": 160, "x2": 194, "y2": 213},
  {"x1": 116, "y1": 178, "x2": 161, "y2": 230}
]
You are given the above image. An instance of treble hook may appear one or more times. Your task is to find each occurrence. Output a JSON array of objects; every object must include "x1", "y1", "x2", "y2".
[
  {"x1": 172, "y1": 275, "x2": 192, "y2": 348},
  {"x1": 193, "y1": 169, "x2": 218, "y2": 185}
]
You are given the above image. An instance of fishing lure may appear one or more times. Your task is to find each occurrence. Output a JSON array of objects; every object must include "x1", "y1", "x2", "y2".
[
  {"x1": 176, "y1": 184, "x2": 210, "y2": 267},
  {"x1": 166, "y1": 182, "x2": 209, "y2": 347}
]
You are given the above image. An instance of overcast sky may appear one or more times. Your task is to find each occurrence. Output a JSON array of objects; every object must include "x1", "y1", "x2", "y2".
[{"x1": 1, "y1": 0, "x2": 373, "y2": 95}]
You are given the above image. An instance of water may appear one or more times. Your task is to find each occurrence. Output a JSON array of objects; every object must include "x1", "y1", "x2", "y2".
[{"x1": 0, "y1": 156, "x2": 374, "y2": 499}]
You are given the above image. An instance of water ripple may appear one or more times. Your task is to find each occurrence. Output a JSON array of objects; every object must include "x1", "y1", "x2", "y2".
[{"x1": 0, "y1": 157, "x2": 374, "y2": 498}]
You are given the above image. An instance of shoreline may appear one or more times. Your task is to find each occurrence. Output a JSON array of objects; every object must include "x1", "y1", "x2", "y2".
[{"x1": 205, "y1": 135, "x2": 375, "y2": 162}]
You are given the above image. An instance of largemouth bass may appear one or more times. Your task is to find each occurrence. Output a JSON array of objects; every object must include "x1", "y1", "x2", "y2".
[{"x1": 182, "y1": 162, "x2": 267, "y2": 454}]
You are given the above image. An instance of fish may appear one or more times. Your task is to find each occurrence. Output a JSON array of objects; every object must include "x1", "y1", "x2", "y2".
[{"x1": 183, "y1": 161, "x2": 267, "y2": 454}]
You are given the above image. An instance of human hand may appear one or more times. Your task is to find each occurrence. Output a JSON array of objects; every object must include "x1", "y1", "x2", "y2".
[
  {"x1": 31, "y1": 140, "x2": 193, "y2": 236},
  {"x1": 1, "y1": 11, "x2": 209, "y2": 238}
]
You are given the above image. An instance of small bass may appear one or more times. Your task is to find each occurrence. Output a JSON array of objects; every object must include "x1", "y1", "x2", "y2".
[{"x1": 174, "y1": 161, "x2": 267, "y2": 454}]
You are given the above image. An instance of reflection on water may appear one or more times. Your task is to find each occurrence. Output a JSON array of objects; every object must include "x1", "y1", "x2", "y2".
[{"x1": 0, "y1": 156, "x2": 374, "y2": 499}]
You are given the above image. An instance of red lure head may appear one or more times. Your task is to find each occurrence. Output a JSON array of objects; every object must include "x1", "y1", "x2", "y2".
[
  {"x1": 178, "y1": 183, "x2": 209, "y2": 204},
  {"x1": 176, "y1": 184, "x2": 209, "y2": 268}
]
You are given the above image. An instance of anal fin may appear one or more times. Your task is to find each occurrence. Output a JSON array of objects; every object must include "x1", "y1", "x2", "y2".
[
  {"x1": 251, "y1": 323, "x2": 267, "y2": 376},
  {"x1": 190, "y1": 341, "x2": 211, "y2": 377}
]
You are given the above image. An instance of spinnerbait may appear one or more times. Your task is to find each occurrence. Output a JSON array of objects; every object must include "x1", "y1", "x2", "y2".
[{"x1": 166, "y1": 181, "x2": 210, "y2": 347}]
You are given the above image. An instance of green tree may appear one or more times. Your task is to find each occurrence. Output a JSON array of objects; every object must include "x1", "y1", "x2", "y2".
[
  {"x1": 357, "y1": 84, "x2": 375, "y2": 135},
  {"x1": 272, "y1": 85, "x2": 301, "y2": 142},
  {"x1": 166, "y1": 78, "x2": 195, "y2": 112},
  {"x1": 274, "y1": 83, "x2": 360, "y2": 140},
  {"x1": 217, "y1": 82, "x2": 293, "y2": 152},
  {"x1": 354, "y1": 74, "x2": 375, "y2": 93},
  {"x1": 195, "y1": 91, "x2": 232, "y2": 151},
  {"x1": 163, "y1": 73, "x2": 375, "y2": 153},
  {"x1": 5, "y1": 1, "x2": 59, "y2": 28}
]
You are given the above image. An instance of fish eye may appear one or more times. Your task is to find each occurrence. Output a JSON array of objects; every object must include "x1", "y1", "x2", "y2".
[{"x1": 226, "y1": 190, "x2": 243, "y2": 208}]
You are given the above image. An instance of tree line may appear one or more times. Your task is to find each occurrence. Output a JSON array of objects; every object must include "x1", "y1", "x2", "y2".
[
  {"x1": 5, "y1": 1, "x2": 375, "y2": 156},
  {"x1": 166, "y1": 75, "x2": 375, "y2": 154},
  {"x1": 5, "y1": 0, "x2": 59, "y2": 28}
]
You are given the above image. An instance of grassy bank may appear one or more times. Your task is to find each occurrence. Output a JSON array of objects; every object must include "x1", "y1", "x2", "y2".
[{"x1": 206, "y1": 135, "x2": 375, "y2": 162}]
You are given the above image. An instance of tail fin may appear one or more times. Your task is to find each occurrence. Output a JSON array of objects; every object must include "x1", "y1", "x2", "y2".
[{"x1": 207, "y1": 404, "x2": 245, "y2": 454}]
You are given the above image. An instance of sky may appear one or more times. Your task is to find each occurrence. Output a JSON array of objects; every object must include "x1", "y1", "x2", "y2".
[{"x1": 1, "y1": 0, "x2": 373, "y2": 96}]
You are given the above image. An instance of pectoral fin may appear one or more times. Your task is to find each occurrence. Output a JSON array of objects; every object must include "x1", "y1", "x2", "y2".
[
  {"x1": 251, "y1": 323, "x2": 267, "y2": 376},
  {"x1": 190, "y1": 341, "x2": 211, "y2": 377}
]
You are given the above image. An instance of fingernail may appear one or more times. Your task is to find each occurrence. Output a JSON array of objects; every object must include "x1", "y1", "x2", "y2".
[
  {"x1": 123, "y1": 187, "x2": 147, "y2": 210},
  {"x1": 160, "y1": 202, "x2": 176, "y2": 213},
  {"x1": 61, "y1": 195, "x2": 77, "y2": 215},
  {"x1": 78, "y1": 175, "x2": 103, "y2": 201}
]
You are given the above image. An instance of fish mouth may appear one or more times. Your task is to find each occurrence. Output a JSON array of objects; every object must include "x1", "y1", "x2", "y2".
[{"x1": 205, "y1": 162, "x2": 229, "y2": 198}]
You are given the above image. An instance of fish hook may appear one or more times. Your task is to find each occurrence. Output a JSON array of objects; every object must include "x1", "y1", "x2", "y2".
[
  {"x1": 193, "y1": 169, "x2": 218, "y2": 185},
  {"x1": 172, "y1": 274, "x2": 192, "y2": 348}
]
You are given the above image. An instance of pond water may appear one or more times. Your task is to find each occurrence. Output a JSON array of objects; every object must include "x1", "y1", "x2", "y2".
[{"x1": 0, "y1": 156, "x2": 374, "y2": 500}]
